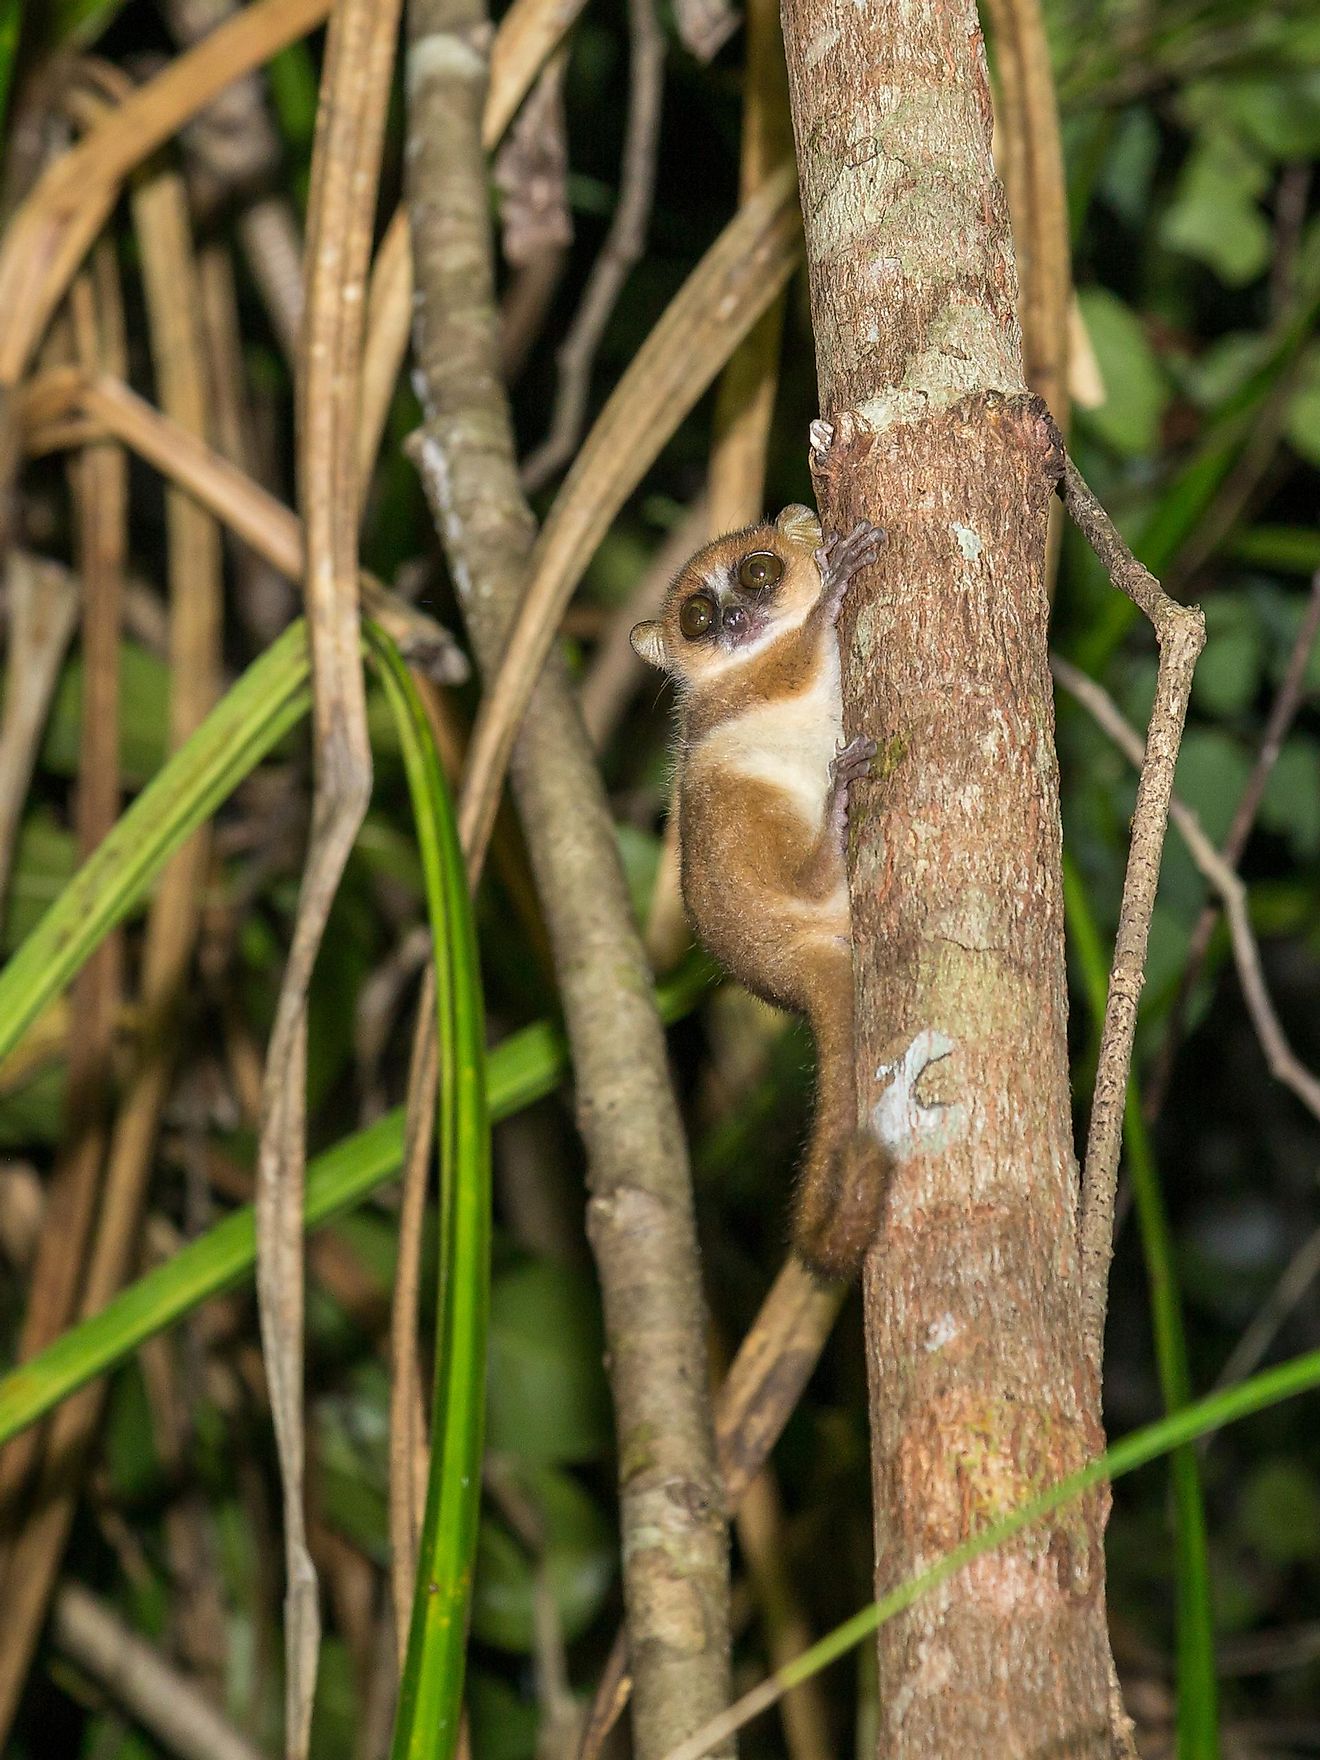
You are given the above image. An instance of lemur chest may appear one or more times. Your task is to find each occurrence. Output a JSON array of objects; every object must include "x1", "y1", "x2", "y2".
[{"x1": 697, "y1": 641, "x2": 842, "y2": 830}]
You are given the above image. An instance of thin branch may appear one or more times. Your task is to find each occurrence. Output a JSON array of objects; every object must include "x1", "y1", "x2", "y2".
[
  {"x1": 1060, "y1": 458, "x2": 1206, "y2": 1376},
  {"x1": 51, "y1": 1581, "x2": 268, "y2": 1760},
  {"x1": 577, "y1": 1258, "x2": 842, "y2": 1760},
  {"x1": 455, "y1": 162, "x2": 800, "y2": 882},
  {"x1": 1053, "y1": 652, "x2": 1320, "y2": 1129},
  {"x1": 406, "y1": 1, "x2": 735, "y2": 1750},
  {"x1": 520, "y1": 0, "x2": 665, "y2": 491},
  {"x1": 1144, "y1": 567, "x2": 1320, "y2": 1121}
]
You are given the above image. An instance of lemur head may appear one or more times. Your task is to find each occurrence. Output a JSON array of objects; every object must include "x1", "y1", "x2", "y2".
[{"x1": 630, "y1": 504, "x2": 823, "y2": 684}]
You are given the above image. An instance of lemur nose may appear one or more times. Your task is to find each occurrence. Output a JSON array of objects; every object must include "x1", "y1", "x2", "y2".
[{"x1": 723, "y1": 605, "x2": 748, "y2": 635}]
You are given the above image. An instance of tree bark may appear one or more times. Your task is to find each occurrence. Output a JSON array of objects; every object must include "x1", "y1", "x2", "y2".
[{"x1": 778, "y1": 0, "x2": 1124, "y2": 1753}]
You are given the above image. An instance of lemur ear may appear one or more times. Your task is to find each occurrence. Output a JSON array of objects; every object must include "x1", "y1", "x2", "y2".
[
  {"x1": 630, "y1": 620, "x2": 667, "y2": 670},
  {"x1": 775, "y1": 504, "x2": 823, "y2": 549}
]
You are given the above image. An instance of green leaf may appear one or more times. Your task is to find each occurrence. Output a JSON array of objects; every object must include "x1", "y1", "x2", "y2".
[
  {"x1": 1259, "y1": 737, "x2": 1320, "y2": 858},
  {"x1": 0, "y1": 619, "x2": 313, "y2": 1072},
  {"x1": 468, "y1": 1674, "x2": 538, "y2": 1760},
  {"x1": 1182, "y1": 73, "x2": 1320, "y2": 162},
  {"x1": 1075, "y1": 288, "x2": 1168, "y2": 457},
  {"x1": 1239, "y1": 1459, "x2": 1320, "y2": 1565},
  {"x1": 1284, "y1": 344, "x2": 1320, "y2": 468},
  {"x1": 486, "y1": 1261, "x2": 610, "y2": 1464},
  {"x1": 471, "y1": 1464, "x2": 614, "y2": 1652},
  {"x1": 1161, "y1": 132, "x2": 1272, "y2": 286},
  {"x1": 1173, "y1": 730, "x2": 1254, "y2": 847},
  {"x1": 371, "y1": 627, "x2": 490, "y2": 1760},
  {"x1": 40, "y1": 641, "x2": 171, "y2": 787},
  {"x1": 0, "y1": 960, "x2": 709, "y2": 1452},
  {"x1": 1194, "y1": 595, "x2": 1264, "y2": 718}
]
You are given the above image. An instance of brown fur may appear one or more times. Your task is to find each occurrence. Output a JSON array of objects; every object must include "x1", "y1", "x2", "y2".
[{"x1": 631, "y1": 507, "x2": 888, "y2": 1279}]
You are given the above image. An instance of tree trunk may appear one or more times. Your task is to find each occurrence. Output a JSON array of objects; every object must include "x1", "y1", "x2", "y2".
[{"x1": 778, "y1": 0, "x2": 1126, "y2": 1752}]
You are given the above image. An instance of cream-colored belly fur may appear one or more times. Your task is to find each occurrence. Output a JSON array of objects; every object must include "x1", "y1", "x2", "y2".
[{"x1": 699, "y1": 641, "x2": 841, "y2": 828}]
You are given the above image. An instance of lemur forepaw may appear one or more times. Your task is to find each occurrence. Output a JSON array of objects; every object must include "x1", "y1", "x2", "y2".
[
  {"x1": 827, "y1": 734, "x2": 877, "y2": 836},
  {"x1": 815, "y1": 520, "x2": 886, "y2": 616},
  {"x1": 830, "y1": 733, "x2": 877, "y2": 786}
]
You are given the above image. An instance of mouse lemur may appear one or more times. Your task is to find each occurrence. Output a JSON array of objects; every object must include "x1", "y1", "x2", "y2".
[{"x1": 631, "y1": 505, "x2": 887, "y2": 1279}]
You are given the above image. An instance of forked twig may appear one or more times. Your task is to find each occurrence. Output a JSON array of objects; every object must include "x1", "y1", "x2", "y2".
[{"x1": 1059, "y1": 457, "x2": 1206, "y2": 1375}]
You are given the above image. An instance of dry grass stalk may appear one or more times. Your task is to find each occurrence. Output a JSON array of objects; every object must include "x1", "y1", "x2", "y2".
[
  {"x1": 0, "y1": 148, "x2": 228, "y2": 1745},
  {"x1": 0, "y1": 0, "x2": 334, "y2": 392},
  {"x1": 20, "y1": 369, "x2": 467, "y2": 679},
  {"x1": 253, "y1": 3, "x2": 400, "y2": 1750},
  {"x1": 456, "y1": 162, "x2": 802, "y2": 883},
  {"x1": 982, "y1": 0, "x2": 1071, "y2": 424},
  {"x1": 520, "y1": 0, "x2": 665, "y2": 491},
  {"x1": 0, "y1": 241, "x2": 129, "y2": 1740},
  {"x1": 0, "y1": 552, "x2": 79, "y2": 918},
  {"x1": 161, "y1": 0, "x2": 306, "y2": 359}
]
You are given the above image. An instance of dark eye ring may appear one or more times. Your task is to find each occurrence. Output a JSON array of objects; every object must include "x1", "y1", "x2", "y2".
[
  {"x1": 679, "y1": 594, "x2": 716, "y2": 640},
  {"x1": 737, "y1": 550, "x2": 784, "y2": 592}
]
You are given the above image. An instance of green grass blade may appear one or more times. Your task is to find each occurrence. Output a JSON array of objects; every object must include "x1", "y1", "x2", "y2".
[
  {"x1": 366, "y1": 628, "x2": 488, "y2": 1760},
  {"x1": 0, "y1": 961, "x2": 707, "y2": 1448},
  {"x1": 765, "y1": 1346, "x2": 1320, "y2": 1705},
  {"x1": 0, "y1": 0, "x2": 21, "y2": 140},
  {"x1": 0, "y1": 619, "x2": 312, "y2": 1067},
  {"x1": 1063, "y1": 853, "x2": 1220, "y2": 1759}
]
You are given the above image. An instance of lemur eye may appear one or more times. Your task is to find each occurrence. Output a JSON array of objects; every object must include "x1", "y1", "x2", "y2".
[
  {"x1": 679, "y1": 594, "x2": 716, "y2": 639},
  {"x1": 737, "y1": 550, "x2": 784, "y2": 592}
]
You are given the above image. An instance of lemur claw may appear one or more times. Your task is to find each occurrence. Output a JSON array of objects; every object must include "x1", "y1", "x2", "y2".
[
  {"x1": 815, "y1": 520, "x2": 886, "y2": 612},
  {"x1": 827, "y1": 735, "x2": 876, "y2": 835},
  {"x1": 830, "y1": 734, "x2": 877, "y2": 787}
]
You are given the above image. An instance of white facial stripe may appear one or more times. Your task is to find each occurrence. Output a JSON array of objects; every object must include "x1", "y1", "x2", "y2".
[{"x1": 688, "y1": 590, "x2": 817, "y2": 678}]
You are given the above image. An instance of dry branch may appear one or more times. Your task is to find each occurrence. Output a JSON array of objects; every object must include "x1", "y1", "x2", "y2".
[
  {"x1": 1058, "y1": 460, "x2": 1207, "y2": 1372},
  {"x1": 578, "y1": 1258, "x2": 843, "y2": 1760},
  {"x1": 405, "y1": 0, "x2": 734, "y2": 1750}
]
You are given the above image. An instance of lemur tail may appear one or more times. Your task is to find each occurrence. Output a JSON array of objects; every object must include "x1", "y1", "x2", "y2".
[{"x1": 793, "y1": 950, "x2": 889, "y2": 1281}]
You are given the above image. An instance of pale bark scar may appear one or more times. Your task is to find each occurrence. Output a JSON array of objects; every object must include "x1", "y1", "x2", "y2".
[{"x1": 868, "y1": 1028, "x2": 969, "y2": 1156}]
